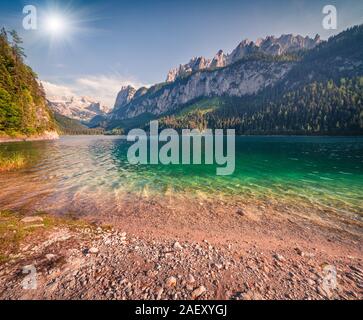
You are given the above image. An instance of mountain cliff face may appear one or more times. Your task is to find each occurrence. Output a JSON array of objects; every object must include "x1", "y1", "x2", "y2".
[
  {"x1": 109, "y1": 32, "x2": 321, "y2": 121},
  {"x1": 103, "y1": 25, "x2": 362, "y2": 134},
  {"x1": 113, "y1": 85, "x2": 137, "y2": 111},
  {"x1": 111, "y1": 59, "x2": 293, "y2": 120},
  {"x1": 47, "y1": 95, "x2": 109, "y2": 122},
  {"x1": 159, "y1": 26, "x2": 363, "y2": 135},
  {"x1": 0, "y1": 29, "x2": 57, "y2": 139}
]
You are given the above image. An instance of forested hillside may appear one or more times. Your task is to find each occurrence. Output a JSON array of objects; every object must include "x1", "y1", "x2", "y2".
[
  {"x1": 54, "y1": 112, "x2": 105, "y2": 135},
  {"x1": 158, "y1": 26, "x2": 363, "y2": 135},
  {"x1": 160, "y1": 77, "x2": 363, "y2": 135},
  {"x1": 0, "y1": 28, "x2": 56, "y2": 137}
]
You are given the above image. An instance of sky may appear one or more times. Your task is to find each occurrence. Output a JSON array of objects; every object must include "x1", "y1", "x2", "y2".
[{"x1": 1, "y1": 0, "x2": 362, "y2": 107}]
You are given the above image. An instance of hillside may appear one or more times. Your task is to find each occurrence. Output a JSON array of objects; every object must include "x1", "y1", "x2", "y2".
[
  {"x1": 0, "y1": 28, "x2": 57, "y2": 139},
  {"x1": 160, "y1": 77, "x2": 363, "y2": 135},
  {"x1": 103, "y1": 25, "x2": 363, "y2": 135},
  {"x1": 54, "y1": 113, "x2": 105, "y2": 135}
]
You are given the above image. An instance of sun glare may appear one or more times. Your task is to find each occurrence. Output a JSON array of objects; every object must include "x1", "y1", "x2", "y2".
[
  {"x1": 35, "y1": 5, "x2": 99, "y2": 50},
  {"x1": 45, "y1": 15, "x2": 66, "y2": 35}
]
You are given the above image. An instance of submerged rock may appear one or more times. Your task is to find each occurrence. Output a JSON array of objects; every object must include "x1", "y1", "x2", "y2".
[{"x1": 21, "y1": 216, "x2": 44, "y2": 223}]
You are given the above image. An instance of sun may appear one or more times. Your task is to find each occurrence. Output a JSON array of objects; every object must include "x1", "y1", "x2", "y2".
[
  {"x1": 45, "y1": 15, "x2": 67, "y2": 35},
  {"x1": 36, "y1": 4, "x2": 99, "y2": 50}
]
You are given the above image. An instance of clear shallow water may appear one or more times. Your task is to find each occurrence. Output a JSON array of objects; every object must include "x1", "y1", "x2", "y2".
[{"x1": 0, "y1": 135, "x2": 362, "y2": 222}]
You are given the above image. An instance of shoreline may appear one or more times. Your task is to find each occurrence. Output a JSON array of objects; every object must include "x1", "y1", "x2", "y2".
[
  {"x1": 0, "y1": 131, "x2": 59, "y2": 144},
  {"x1": 0, "y1": 135, "x2": 362, "y2": 300},
  {"x1": 0, "y1": 195, "x2": 362, "y2": 300}
]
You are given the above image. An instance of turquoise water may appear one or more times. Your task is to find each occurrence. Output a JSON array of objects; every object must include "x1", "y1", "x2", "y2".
[{"x1": 0, "y1": 135, "x2": 362, "y2": 222}]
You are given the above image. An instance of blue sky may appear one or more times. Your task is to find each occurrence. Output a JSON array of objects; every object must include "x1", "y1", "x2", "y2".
[{"x1": 1, "y1": 0, "x2": 362, "y2": 106}]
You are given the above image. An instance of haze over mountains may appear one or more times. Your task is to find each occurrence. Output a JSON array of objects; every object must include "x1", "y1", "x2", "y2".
[{"x1": 46, "y1": 95, "x2": 110, "y2": 123}]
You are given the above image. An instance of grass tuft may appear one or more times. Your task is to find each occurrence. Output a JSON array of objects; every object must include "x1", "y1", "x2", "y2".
[{"x1": 0, "y1": 151, "x2": 28, "y2": 172}]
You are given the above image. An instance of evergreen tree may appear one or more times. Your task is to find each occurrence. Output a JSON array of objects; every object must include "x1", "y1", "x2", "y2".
[{"x1": 9, "y1": 30, "x2": 26, "y2": 60}]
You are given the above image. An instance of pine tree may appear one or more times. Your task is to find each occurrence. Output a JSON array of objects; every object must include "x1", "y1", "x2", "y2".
[{"x1": 9, "y1": 30, "x2": 26, "y2": 60}]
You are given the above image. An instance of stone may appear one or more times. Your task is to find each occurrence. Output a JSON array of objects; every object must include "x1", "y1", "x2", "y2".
[
  {"x1": 236, "y1": 209, "x2": 245, "y2": 216},
  {"x1": 213, "y1": 263, "x2": 223, "y2": 270},
  {"x1": 156, "y1": 287, "x2": 163, "y2": 300},
  {"x1": 307, "y1": 279, "x2": 316, "y2": 286},
  {"x1": 46, "y1": 254, "x2": 56, "y2": 261},
  {"x1": 89, "y1": 247, "x2": 99, "y2": 254},
  {"x1": 24, "y1": 224, "x2": 44, "y2": 229},
  {"x1": 192, "y1": 286, "x2": 207, "y2": 299},
  {"x1": 187, "y1": 274, "x2": 196, "y2": 284},
  {"x1": 21, "y1": 216, "x2": 44, "y2": 223},
  {"x1": 166, "y1": 276, "x2": 177, "y2": 288},
  {"x1": 274, "y1": 254, "x2": 285, "y2": 262},
  {"x1": 173, "y1": 242, "x2": 183, "y2": 251},
  {"x1": 241, "y1": 290, "x2": 263, "y2": 300}
]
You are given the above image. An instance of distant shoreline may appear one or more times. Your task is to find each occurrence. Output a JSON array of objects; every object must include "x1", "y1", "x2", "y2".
[{"x1": 0, "y1": 131, "x2": 59, "y2": 144}]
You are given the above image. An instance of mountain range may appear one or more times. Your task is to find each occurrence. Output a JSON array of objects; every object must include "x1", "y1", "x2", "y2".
[
  {"x1": 165, "y1": 33, "x2": 321, "y2": 83},
  {"x1": 46, "y1": 95, "x2": 110, "y2": 123},
  {"x1": 98, "y1": 25, "x2": 363, "y2": 135},
  {"x1": 2, "y1": 24, "x2": 361, "y2": 139}
]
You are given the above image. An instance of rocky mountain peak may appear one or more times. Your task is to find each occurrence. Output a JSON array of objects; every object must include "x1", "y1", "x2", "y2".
[
  {"x1": 114, "y1": 85, "x2": 136, "y2": 110},
  {"x1": 166, "y1": 56, "x2": 211, "y2": 82},
  {"x1": 227, "y1": 39, "x2": 257, "y2": 64},
  {"x1": 47, "y1": 95, "x2": 110, "y2": 122},
  {"x1": 210, "y1": 50, "x2": 227, "y2": 68},
  {"x1": 165, "y1": 33, "x2": 321, "y2": 82}
]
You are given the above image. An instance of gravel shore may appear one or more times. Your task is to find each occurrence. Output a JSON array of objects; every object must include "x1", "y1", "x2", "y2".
[{"x1": 0, "y1": 210, "x2": 362, "y2": 300}]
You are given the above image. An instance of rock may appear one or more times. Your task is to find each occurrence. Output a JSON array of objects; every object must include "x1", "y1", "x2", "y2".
[
  {"x1": 21, "y1": 216, "x2": 44, "y2": 223},
  {"x1": 236, "y1": 209, "x2": 245, "y2": 216},
  {"x1": 213, "y1": 263, "x2": 223, "y2": 270},
  {"x1": 307, "y1": 279, "x2": 316, "y2": 286},
  {"x1": 89, "y1": 247, "x2": 99, "y2": 254},
  {"x1": 46, "y1": 254, "x2": 56, "y2": 261},
  {"x1": 187, "y1": 274, "x2": 196, "y2": 284},
  {"x1": 303, "y1": 252, "x2": 315, "y2": 258},
  {"x1": 274, "y1": 254, "x2": 285, "y2": 262},
  {"x1": 263, "y1": 265, "x2": 270, "y2": 273},
  {"x1": 241, "y1": 290, "x2": 264, "y2": 300},
  {"x1": 156, "y1": 287, "x2": 163, "y2": 300},
  {"x1": 294, "y1": 247, "x2": 304, "y2": 256},
  {"x1": 113, "y1": 86, "x2": 136, "y2": 110},
  {"x1": 24, "y1": 224, "x2": 44, "y2": 229},
  {"x1": 317, "y1": 286, "x2": 329, "y2": 297},
  {"x1": 166, "y1": 276, "x2": 177, "y2": 288},
  {"x1": 192, "y1": 286, "x2": 207, "y2": 299},
  {"x1": 173, "y1": 242, "x2": 183, "y2": 251}
]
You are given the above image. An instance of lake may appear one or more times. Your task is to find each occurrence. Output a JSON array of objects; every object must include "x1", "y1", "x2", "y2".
[{"x1": 0, "y1": 135, "x2": 362, "y2": 231}]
